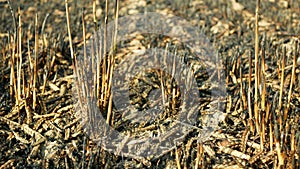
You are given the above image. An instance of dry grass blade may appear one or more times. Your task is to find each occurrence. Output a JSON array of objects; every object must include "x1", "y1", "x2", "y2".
[
  {"x1": 254, "y1": 0, "x2": 260, "y2": 135},
  {"x1": 33, "y1": 14, "x2": 38, "y2": 110},
  {"x1": 248, "y1": 50, "x2": 255, "y2": 133},
  {"x1": 260, "y1": 37, "x2": 266, "y2": 151},
  {"x1": 17, "y1": 7, "x2": 22, "y2": 105},
  {"x1": 276, "y1": 46, "x2": 286, "y2": 167},
  {"x1": 194, "y1": 143, "x2": 204, "y2": 169},
  {"x1": 65, "y1": 0, "x2": 74, "y2": 61},
  {"x1": 278, "y1": 47, "x2": 285, "y2": 113},
  {"x1": 106, "y1": 0, "x2": 119, "y2": 124},
  {"x1": 284, "y1": 40, "x2": 298, "y2": 120},
  {"x1": 65, "y1": 0, "x2": 83, "y2": 108},
  {"x1": 175, "y1": 147, "x2": 182, "y2": 169}
]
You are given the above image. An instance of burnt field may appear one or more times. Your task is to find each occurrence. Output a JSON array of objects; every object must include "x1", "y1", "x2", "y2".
[{"x1": 0, "y1": 0, "x2": 299, "y2": 168}]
